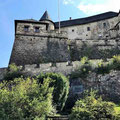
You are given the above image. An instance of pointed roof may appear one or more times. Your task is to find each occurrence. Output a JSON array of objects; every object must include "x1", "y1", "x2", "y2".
[{"x1": 40, "y1": 11, "x2": 51, "y2": 21}]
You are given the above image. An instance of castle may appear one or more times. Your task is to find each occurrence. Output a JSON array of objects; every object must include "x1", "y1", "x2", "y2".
[
  {"x1": 1, "y1": 11, "x2": 120, "y2": 97},
  {"x1": 9, "y1": 11, "x2": 120, "y2": 66}
]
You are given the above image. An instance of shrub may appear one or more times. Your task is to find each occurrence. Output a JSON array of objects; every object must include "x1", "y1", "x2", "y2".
[
  {"x1": 95, "y1": 61, "x2": 111, "y2": 75},
  {"x1": 111, "y1": 55, "x2": 120, "y2": 70},
  {"x1": 37, "y1": 73, "x2": 69, "y2": 111},
  {"x1": 0, "y1": 77, "x2": 55, "y2": 120},
  {"x1": 70, "y1": 91, "x2": 120, "y2": 120},
  {"x1": 70, "y1": 57, "x2": 93, "y2": 79},
  {"x1": 4, "y1": 63, "x2": 23, "y2": 81}
]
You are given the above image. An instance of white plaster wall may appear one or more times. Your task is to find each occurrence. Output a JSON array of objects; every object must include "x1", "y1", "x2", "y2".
[{"x1": 60, "y1": 16, "x2": 119, "y2": 40}]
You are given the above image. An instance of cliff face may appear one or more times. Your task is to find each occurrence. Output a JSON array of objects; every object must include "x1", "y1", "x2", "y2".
[{"x1": 70, "y1": 71, "x2": 120, "y2": 103}]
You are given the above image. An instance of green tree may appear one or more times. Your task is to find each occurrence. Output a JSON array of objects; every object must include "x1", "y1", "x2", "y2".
[
  {"x1": 37, "y1": 73, "x2": 69, "y2": 111},
  {"x1": 4, "y1": 63, "x2": 23, "y2": 81},
  {"x1": 0, "y1": 77, "x2": 55, "y2": 120},
  {"x1": 70, "y1": 91, "x2": 120, "y2": 120}
]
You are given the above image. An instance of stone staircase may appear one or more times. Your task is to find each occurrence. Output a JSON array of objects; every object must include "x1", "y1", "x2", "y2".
[{"x1": 46, "y1": 115, "x2": 69, "y2": 120}]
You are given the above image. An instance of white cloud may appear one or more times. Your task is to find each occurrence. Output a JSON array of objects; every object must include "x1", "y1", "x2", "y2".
[
  {"x1": 63, "y1": 0, "x2": 74, "y2": 5},
  {"x1": 77, "y1": 0, "x2": 120, "y2": 15}
]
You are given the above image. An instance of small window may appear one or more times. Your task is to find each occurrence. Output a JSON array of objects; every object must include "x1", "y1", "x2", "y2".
[
  {"x1": 72, "y1": 29, "x2": 74, "y2": 32},
  {"x1": 103, "y1": 23, "x2": 107, "y2": 28},
  {"x1": 87, "y1": 27, "x2": 90, "y2": 31},
  {"x1": 35, "y1": 27, "x2": 40, "y2": 33},
  {"x1": 24, "y1": 26, "x2": 29, "y2": 32}
]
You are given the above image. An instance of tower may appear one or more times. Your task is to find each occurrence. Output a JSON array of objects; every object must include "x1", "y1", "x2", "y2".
[
  {"x1": 9, "y1": 11, "x2": 69, "y2": 66},
  {"x1": 40, "y1": 11, "x2": 55, "y2": 30}
]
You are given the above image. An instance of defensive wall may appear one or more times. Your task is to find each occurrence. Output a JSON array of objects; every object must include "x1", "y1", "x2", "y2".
[
  {"x1": 1, "y1": 62, "x2": 120, "y2": 102},
  {"x1": 10, "y1": 33, "x2": 120, "y2": 66}
]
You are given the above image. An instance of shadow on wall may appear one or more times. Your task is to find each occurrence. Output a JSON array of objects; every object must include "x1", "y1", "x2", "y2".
[{"x1": 70, "y1": 43, "x2": 120, "y2": 61}]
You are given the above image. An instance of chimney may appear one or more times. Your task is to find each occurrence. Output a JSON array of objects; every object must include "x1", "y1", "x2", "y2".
[{"x1": 69, "y1": 17, "x2": 72, "y2": 20}]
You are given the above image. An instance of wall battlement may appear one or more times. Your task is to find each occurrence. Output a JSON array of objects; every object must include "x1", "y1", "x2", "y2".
[
  {"x1": 0, "y1": 61, "x2": 82, "y2": 80},
  {"x1": 22, "y1": 61, "x2": 82, "y2": 76}
]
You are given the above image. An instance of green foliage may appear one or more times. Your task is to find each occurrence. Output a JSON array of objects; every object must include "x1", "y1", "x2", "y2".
[
  {"x1": 95, "y1": 61, "x2": 111, "y2": 75},
  {"x1": 4, "y1": 63, "x2": 22, "y2": 81},
  {"x1": 111, "y1": 55, "x2": 120, "y2": 70},
  {"x1": 70, "y1": 55, "x2": 120, "y2": 79},
  {"x1": 70, "y1": 91, "x2": 120, "y2": 120},
  {"x1": 0, "y1": 77, "x2": 55, "y2": 120},
  {"x1": 70, "y1": 57, "x2": 93, "y2": 79},
  {"x1": 37, "y1": 73, "x2": 69, "y2": 111}
]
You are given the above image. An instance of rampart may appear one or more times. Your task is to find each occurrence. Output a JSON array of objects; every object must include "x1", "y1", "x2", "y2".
[
  {"x1": 0, "y1": 61, "x2": 82, "y2": 80},
  {"x1": 1, "y1": 62, "x2": 120, "y2": 103},
  {"x1": 10, "y1": 34, "x2": 120, "y2": 66},
  {"x1": 22, "y1": 61, "x2": 82, "y2": 76}
]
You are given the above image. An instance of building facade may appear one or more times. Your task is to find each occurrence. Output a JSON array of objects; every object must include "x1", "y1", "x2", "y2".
[{"x1": 9, "y1": 11, "x2": 120, "y2": 66}]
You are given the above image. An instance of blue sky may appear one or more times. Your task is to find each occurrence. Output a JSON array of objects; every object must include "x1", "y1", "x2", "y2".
[{"x1": 0, "y1": 0, "x2": 119, "y2": 68}]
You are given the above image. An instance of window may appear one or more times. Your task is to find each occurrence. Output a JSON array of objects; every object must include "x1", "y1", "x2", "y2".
[
  {"x1": 24, "y1": 26, "x2": 29, "y2": 32},
  {"x1": 87, "y1": 27, "x2": 90, "y2": 31},
  {"x1": 35, "y1": 27, "x2": 40, "y2": 33},
  {"x1": 103, "y1": 23, "x2": 107, "y2": 28}
]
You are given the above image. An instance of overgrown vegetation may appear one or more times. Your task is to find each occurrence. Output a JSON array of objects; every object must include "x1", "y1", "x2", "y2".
[
  {"x1": 70, "y1": 55, "x2": 120, "y2": 79},
  {"x1": 4, "y1": 63, "x2": 23, "y2": 81},
  {"x1": 1, "y1": 55, "x2": 120, "y2": 119},
  {"x1": 70, "y1": 57, "x2": 93, "y2": 79},
  {"x1": 70, "y1": 91, "x2": 120, "y2": 120},
  {"x1": 37, "y1": 73, "x2": 69, "y2": 111},
  {"x1": 0, "y1": 77, "x2": 55, "y2": 120},
  {"x1": 0, "y1": 64, "x2": 70, "y2": 119}
]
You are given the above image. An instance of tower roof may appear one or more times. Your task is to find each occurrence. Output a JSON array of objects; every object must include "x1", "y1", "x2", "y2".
[{"x1": 40, "y1": 11, "x2": 51, "y2": 21}]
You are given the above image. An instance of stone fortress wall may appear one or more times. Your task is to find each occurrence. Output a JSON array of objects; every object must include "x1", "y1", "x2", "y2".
[
  {"x1": 1, "y1": 11, "x2": 120, "y2": 92},
  {"x1": 9, "y1": 21, "x2": 70, "y2": 65},
  {"x1": 9, "y1": 11, "x2": 120, "y2": 66},
  {"x1": 0, "y1": 61, "x2": 82, "y2": 80}
]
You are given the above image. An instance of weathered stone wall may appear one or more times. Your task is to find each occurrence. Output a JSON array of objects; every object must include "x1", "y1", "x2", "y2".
[
  {"x1": 10, "y1": 35, "x2": 120, "y2": 65},
  {"x1": 69, "y1": 38, "x2": 120, "y2": 60},
  {"x1": 70, "y1": 71, "x2": 120, "y2": 103},
  {"x1": 10, "y1": 34, "x2": 70, "y2": 65},
  {"x1": 21, "y1": 61, "x2": 81, "y2": 76}
]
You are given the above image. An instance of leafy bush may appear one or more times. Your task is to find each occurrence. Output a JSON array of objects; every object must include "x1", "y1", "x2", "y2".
[
  {"x1": 4, "y1": 63, "x2": 23, "y2": 81},
  {"x1": 70, "y1": 55, "x2": 120, "y2": 79},
  {"x1": 70, "y1": 91, "x2": 120, "y2": 120},
  {"x1": 0, "y1": 77, "x2": 55, "y2": 120},
  {"x1": 111, "y1": 55, "x2": 120, "y2": 70},
  {"x1": 95, "y1": 61, "x2": 111, "y2": 75},
  {"x1": 37, "y1": 73, "x2": 69, "y2": 111},
  {"x1": 70, "y1": 57, "x2": 93, "y2": 79}
]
